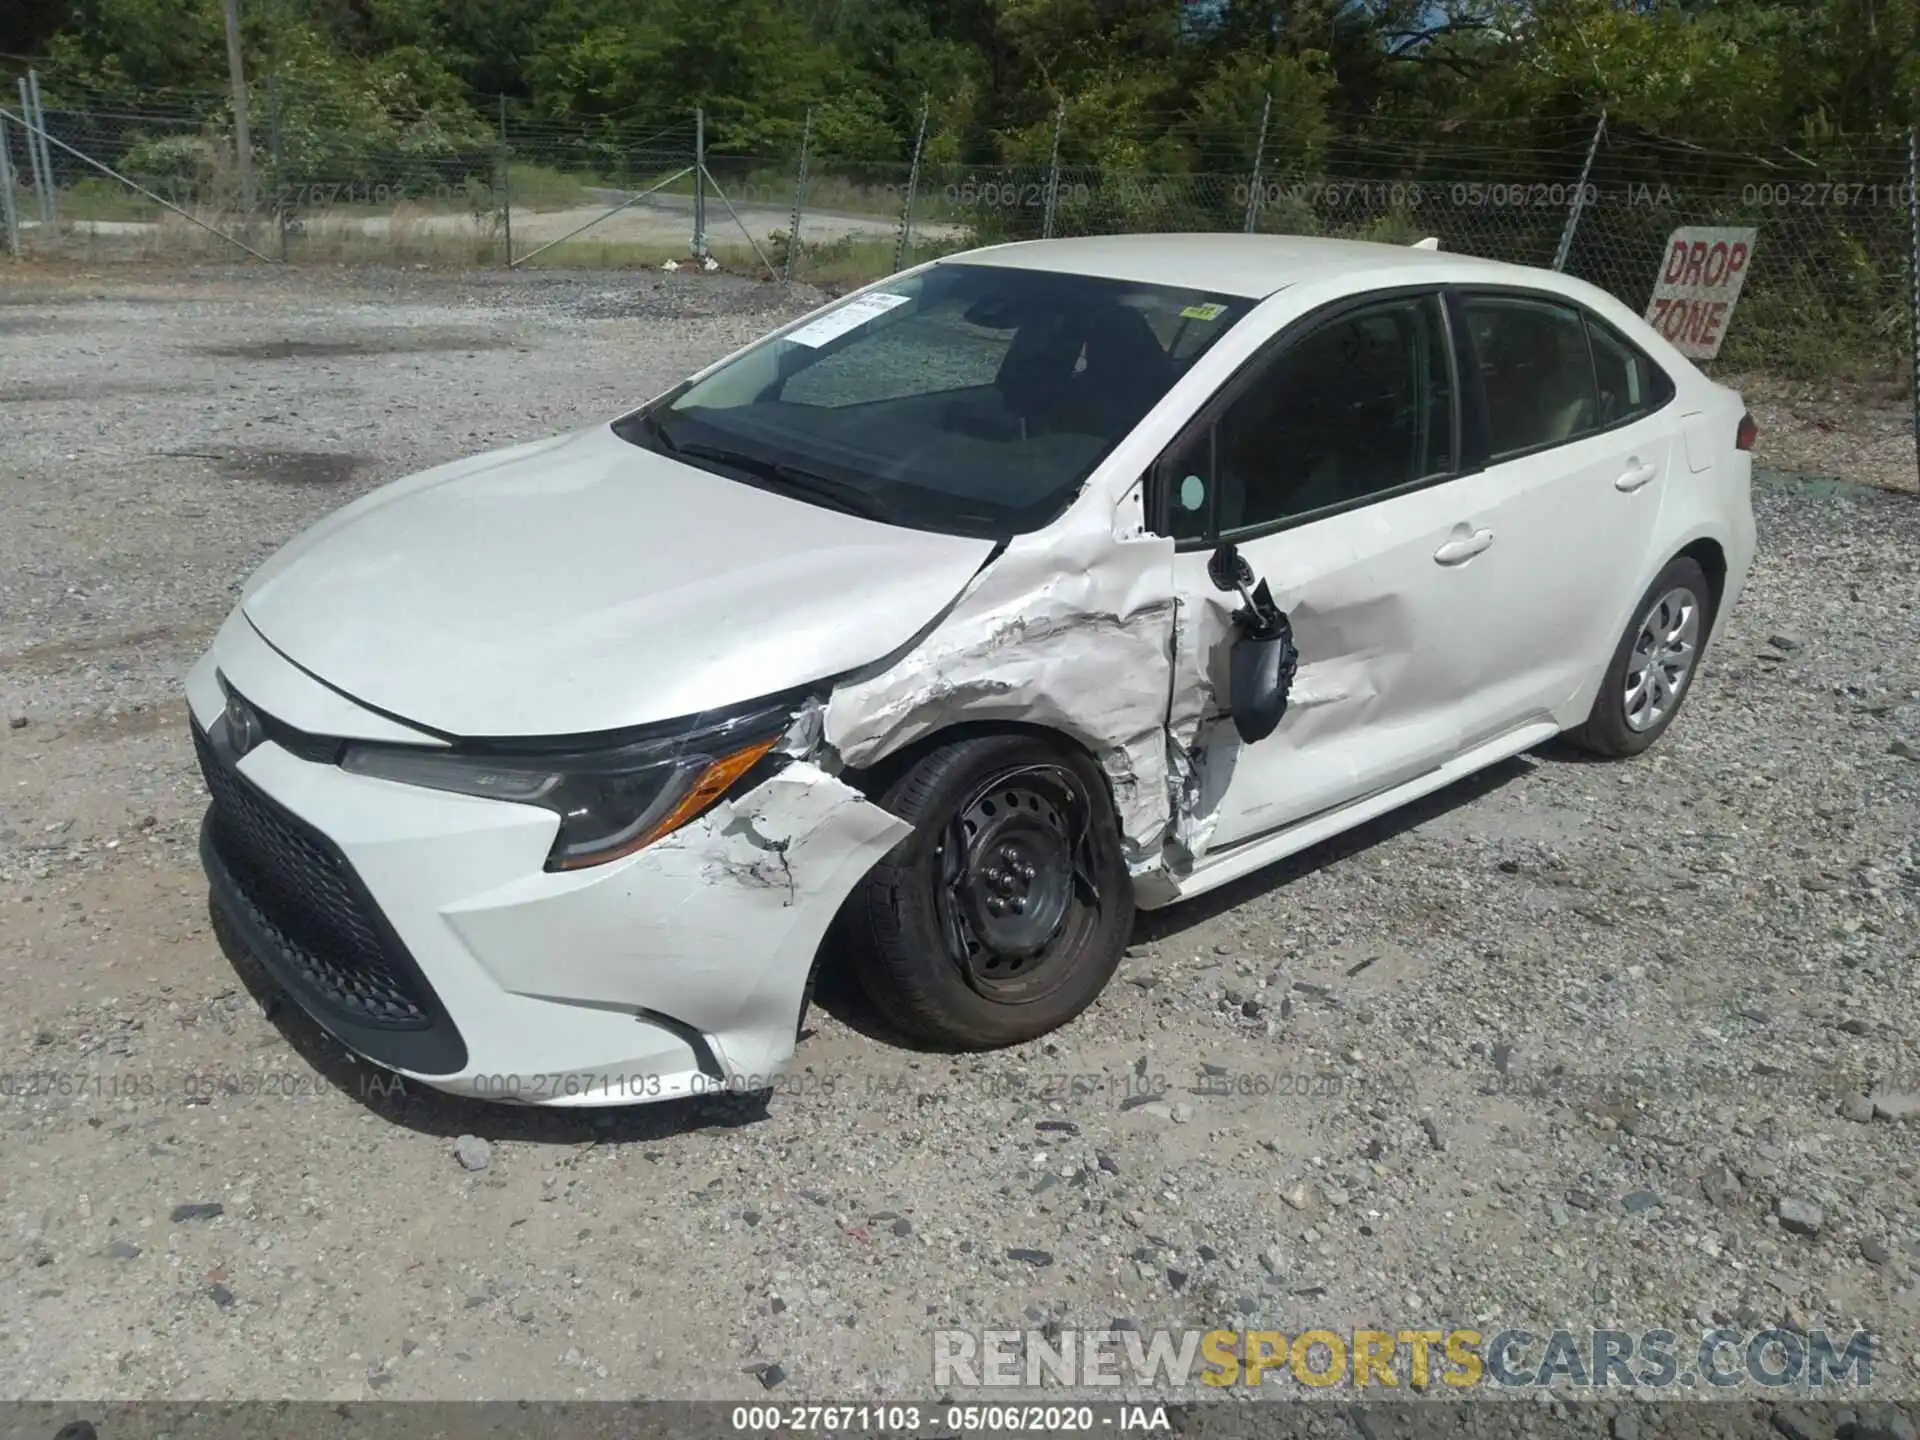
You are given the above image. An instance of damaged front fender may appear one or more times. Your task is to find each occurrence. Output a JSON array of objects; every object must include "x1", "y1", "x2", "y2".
[{"x1": 822, "y1": 504, "x2": 1182, "y2": 875}]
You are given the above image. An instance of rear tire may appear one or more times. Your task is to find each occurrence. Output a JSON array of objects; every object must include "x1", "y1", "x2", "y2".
[
  {"x1": 847, "y1": 733, "x2": 1133, "y2": 1049},
  {"x1": 1568, "y1": 556, "x2": 1713, "y2": 757}
]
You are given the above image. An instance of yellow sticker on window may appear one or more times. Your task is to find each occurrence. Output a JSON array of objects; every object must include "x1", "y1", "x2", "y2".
[{"x1": 1180, "y1": 302, "x2": 1228, "y2": 320}]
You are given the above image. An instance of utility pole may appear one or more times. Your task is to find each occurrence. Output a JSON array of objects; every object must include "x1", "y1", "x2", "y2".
[{"x1": 222, "y1": 0, "x2": 255, "y2": 210}]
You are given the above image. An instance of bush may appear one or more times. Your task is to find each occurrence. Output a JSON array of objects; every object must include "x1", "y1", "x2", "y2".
[{"x1": 119, "y1": 132, "x2": 232, "y2": 205}]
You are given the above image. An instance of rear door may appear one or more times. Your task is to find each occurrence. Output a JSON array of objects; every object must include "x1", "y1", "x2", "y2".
[{"x1": 1448, "y1": 292, "x2": 1677, "y2": 738}]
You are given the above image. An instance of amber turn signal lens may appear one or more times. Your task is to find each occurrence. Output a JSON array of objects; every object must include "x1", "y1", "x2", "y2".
[{"x1": 547, "y1": 736, "x2": 781, "y2": 871}]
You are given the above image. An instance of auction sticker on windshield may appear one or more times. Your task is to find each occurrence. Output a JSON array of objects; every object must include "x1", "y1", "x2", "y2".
[{"x1": 785, "y1": 291, "x2": 913, "y2": 348}]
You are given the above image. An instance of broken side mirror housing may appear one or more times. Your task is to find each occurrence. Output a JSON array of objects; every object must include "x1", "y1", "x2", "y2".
[
  {"x1": 1209, "y1": 544, "x2": 1298, "y2": 745},
  {"x1": 1226, "y1": 579, "x2": 1297, "y2": 744}
]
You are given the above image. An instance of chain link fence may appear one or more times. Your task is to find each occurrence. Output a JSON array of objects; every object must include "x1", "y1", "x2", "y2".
[{"x1": 4, "y1": 72, "x2": 1916, "y2": 482}]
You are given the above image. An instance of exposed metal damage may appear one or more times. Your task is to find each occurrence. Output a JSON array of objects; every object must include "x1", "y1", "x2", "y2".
[
  {"x1": 818, "y1": 495, "x2": 1239, "y2": 888},
  {"x1": 743, "y1": 498, "x2": 1323, "y2": 899},
  {"x1": 453, "y1": 760, "x2": 913, "y2": 1083},
  {"x1": 1163, "y1": 584, "x2": 1263, "y2": 877}
]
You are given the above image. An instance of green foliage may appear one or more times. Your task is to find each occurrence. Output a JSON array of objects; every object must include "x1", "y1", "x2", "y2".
[
  {"x1": 1186, "y1": 51, "x2": 1334, "y2": 173},
  {"x1": 266, "y1": 23, "x2": 491, "y2": 187},
  {"x1": 24, "y1": 0, "x2": 1915, "y2": 168},
  {"x1": 525, "y1": 0, "x2": 843, "y2": 153},
  {"x1": 120, "y1": 132, "x2": 226, "y2": 187},
  {"x1": 18, "y1": 0, "x2": 1909, "y2": 378}
]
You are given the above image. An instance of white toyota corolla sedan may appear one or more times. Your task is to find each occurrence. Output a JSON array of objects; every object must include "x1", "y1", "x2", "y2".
[{"x1": 186, "y1": 233, "x2": 1755, "y2": 1105}]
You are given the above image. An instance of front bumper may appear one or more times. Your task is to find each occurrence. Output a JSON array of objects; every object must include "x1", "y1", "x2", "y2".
[{"x1": 186, "y1": 613, "x2": 910, "y2": 1106}]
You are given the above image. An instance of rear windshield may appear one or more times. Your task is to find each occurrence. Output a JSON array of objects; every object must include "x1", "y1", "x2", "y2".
[{"x1": 614, "y1": 262, "x2": 1252, "y2": 538}]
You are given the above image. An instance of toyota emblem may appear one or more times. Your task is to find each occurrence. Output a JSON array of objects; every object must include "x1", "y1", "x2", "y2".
[{"x1": 224, "y1": 692, "x2": 263, "y2": 756}]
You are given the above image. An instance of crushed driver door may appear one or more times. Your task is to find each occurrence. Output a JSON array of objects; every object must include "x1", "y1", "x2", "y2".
[{"x1": 1156, "y1": 289, "x2": 1498, "y2": 859}]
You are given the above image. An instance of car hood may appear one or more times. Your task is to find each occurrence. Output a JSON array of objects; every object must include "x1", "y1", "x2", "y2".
[{"x1": 238, "y1": 423, "x2": 998, "y2": 737}]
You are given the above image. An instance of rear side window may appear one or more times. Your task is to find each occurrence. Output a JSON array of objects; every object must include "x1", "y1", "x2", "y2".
[
  {"x1": 1587, "y1": 318, "x2": 1674, "y2": 425},
  {"x1": 1462, "y1": 295, "x2": 1597, "y2": 457}
]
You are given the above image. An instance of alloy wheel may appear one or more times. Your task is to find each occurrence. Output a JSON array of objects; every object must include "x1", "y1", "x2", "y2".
[{"x1": 1623, "y1": 585, "x2": 1701, "y2": 733}]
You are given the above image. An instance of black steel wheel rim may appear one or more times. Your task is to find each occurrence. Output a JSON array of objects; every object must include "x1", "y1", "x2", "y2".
[{"x1": 932, "y1": 763, "x2": 1103, "y2": 1003}]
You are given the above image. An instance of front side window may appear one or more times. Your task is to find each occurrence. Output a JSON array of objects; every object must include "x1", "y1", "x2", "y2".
[
  {"x1": 613, "y1": 263, "x2": 1251, "y2": 538},
  {"x1": 1164, "y1": 293, "x2": 1455, "y2": 540}
]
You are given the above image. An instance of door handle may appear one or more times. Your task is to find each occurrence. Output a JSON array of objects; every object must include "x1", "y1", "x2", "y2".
[
  {"x1": 1615, "y1": 459, "x2": 1659, "y2": 492},
  {"x1": 1433, "y1": 528, "x2": 1494, "y2": 565}
]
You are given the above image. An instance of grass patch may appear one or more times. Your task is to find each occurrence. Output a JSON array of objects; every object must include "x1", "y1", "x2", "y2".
[
  {"x1": 654, "y1": 165, "x2": 924, "y2": 222},
  {"x1": 771, "y1": 230, "x2": 976, "y2": 286},
  {"x1": 499, "y1": 162, "x2": 616, "y2": 212},
  {"x1": 51, "y1": 178, "x2": 167, "y2": 223}
]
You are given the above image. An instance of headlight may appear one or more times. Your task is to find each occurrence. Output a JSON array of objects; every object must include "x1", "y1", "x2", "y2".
[{"x1": 341, "y1": 698, "x2": 795, "y2": 870}]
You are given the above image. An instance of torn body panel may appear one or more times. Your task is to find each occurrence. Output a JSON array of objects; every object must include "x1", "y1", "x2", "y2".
[
  {"x1": 822, "y1": 510, "x2": 1182, "y2": 874},
  {"x1": 445, "y1": 763, "x2": 909, "y2": 1091}
]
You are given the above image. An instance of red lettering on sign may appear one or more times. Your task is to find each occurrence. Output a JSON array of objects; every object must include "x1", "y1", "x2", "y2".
[
  {"x1": 1648, "y1": 230, "x2": 1753, "y2": 355},
  {"x1": 1697, "y1": 301, "x2": 1727, "y2": 350}
]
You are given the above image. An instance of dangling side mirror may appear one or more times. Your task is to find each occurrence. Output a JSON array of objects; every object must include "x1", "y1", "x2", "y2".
[{"x1": 1208, "y1": 543, "x2": 1298, "y2": 745}]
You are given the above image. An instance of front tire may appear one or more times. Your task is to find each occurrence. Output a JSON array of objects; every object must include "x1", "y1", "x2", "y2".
[
  {"x1": 1568, "y1": 556, "x2": 1713, "y2": 757},
  {"x1": 847, "y1": 733, "x2": 1134, "y2": 1049}
]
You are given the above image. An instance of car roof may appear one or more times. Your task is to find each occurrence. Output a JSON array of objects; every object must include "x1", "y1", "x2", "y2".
[{"x1": 941, "y1": 232, "x2": 1518, "y2": 299}]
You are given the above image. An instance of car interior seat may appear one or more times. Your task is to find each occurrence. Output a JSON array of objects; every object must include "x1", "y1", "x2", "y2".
[
  {"x1": 1064, "y1": 306, "x2": 1177, "y2": 429},
  {"x1": 1533, "y1": 344, "x2": 1597, "y2": 444},
  {"x1": 992, "y1": 310, "x2": 1085, "y2": 436}
]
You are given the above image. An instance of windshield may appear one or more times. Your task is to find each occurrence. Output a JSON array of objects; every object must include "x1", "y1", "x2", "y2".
[{"x1": 612, "y1": 262, "x2": 1253, "y2": 538}]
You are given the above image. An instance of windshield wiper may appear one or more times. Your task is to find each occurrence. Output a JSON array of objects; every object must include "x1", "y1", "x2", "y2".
[
  {"x1": 666, "y1": 437, "x2": 891, "y2": 523},
  {"x1": 622, "y1": 408, "x2": 680, "y2": 453}
]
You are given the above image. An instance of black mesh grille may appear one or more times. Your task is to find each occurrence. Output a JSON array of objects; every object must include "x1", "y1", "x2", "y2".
[{"x1": 193, "y1": 721, "x2": 431, "y2": 1029}]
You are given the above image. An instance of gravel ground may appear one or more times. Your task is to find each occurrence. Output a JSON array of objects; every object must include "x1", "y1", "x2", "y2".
[
  {"x1": 2, "y1": 264, "x2": 1919, "y2": 1418},
  {"x1": 1721, "y1": 370, "x2": 1918, "y2": 497}
]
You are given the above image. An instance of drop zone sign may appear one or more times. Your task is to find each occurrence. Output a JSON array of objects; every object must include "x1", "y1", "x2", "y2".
[{"x1": 1643, "y1": 227, "x2": 1756, "y2": 360}]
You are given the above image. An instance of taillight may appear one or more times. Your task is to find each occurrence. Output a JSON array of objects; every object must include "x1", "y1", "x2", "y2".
[{"x1": 1735, "y1": 412, "x2": 1757, "y2": 450}]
